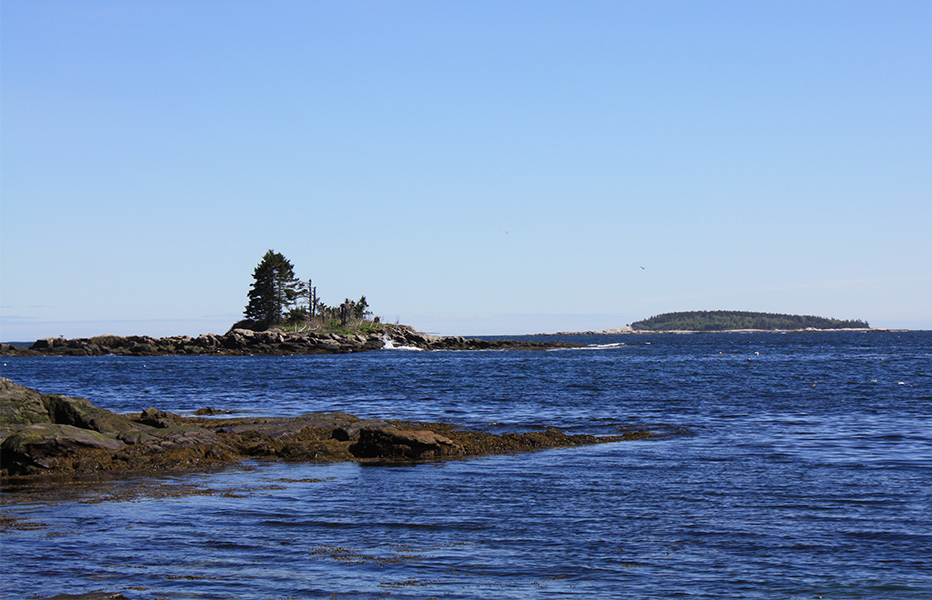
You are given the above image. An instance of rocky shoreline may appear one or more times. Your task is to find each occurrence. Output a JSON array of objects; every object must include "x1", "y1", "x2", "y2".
[
  {"x1": 0, "y1": 324, "x2": 581, "y2": 357},
  {"x1": 1, "y1": 325, "x2": 902, "y2": 358},
  {"x1": 1, "y1": 378, "x2": 650, "y2": 482}
]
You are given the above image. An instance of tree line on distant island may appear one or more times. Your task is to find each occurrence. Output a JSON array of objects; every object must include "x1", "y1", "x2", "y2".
[
  {"x1": 631, "y1": 311, "x2": 869, "y2": 331},
  {"x1": 240, "y1": 250, "x2": 376, "y2": 332}
]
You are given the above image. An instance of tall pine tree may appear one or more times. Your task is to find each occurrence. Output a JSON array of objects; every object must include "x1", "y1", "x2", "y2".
[{"x1": 244, "y1": 250, "x2": 303, "y2": 327}]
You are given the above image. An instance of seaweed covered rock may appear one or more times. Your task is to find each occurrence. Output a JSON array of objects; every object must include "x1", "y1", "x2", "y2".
[
  {"x1": 349, "y1": 426, "x2": 460, "y2": 460},
  {"x1": 216, "y1": 412, "x2": 359, "y2": 439},
  {"x1": 2, "y1": 423, "x2": 127, "y2": 471},
  {"x1": 1, "y1": 379, "x2": 653, "y2": 479}
]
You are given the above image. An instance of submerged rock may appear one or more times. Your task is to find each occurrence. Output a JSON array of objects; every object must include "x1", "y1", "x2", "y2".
[
  {"x1": 193, "y1": 406, "x2": 232, "y2": 416},
  {"x1": 43, "y1": 593, "x2": 132, "y2": 600}
]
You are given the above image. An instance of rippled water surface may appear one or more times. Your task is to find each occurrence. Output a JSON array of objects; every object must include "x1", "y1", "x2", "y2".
[{"x1": 2, "y1": 331, "x2": 930, "y2": 599}]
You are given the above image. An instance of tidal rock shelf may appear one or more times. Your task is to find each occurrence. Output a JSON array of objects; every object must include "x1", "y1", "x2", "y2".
[
  {"x1": 1, "y1": 325, "x2": 580, "y2": 356},
  {"x1": 0, "y1": 378, "x2": 650, "y2": 480}
]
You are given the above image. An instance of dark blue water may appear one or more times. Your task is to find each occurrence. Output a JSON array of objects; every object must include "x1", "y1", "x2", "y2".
[{"x1": 2, "y1": 331, "x2": 930, "y2": 599}]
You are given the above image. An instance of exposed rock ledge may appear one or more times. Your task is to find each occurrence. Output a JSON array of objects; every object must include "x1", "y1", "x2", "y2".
[
  {"x1": 1, "y1": 378, "x2": 650, "y2": 480},
  {"x1": 0, "y1": 325, "x2": 580, "y2": 356}
]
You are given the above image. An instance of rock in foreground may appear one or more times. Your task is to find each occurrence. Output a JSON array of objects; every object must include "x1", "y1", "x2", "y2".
[
  {"x1": 43, "y1": 594, "x2": 132, "y2": 600},
  {"x1": 1, "y1": 378, "x2": 650, "y2": 479}
]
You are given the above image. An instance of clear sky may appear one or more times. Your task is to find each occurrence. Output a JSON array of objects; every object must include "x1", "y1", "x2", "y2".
[{"x1": 2, "y1": 1, "x2": 930, "y2": 340}]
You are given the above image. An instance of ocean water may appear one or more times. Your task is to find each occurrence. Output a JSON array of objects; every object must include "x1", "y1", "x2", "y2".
[{"x1": 1, "y1": 331, "x2": 930, "y2": 599}]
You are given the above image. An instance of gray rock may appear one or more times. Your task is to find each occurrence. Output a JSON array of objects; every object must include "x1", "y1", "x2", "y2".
[
  {"x1": 1, "y1": 423, "x2": 126, "y2": 471},
  {"x1": 332, "y1": 419, "x2": 391, "y2": 441},
  {"x1": 316, "y1": 339, "x2": 343, "y2": 352},
  {"x1": 30, "y1": 337, "x2": 63, "y2": 350},
  {"x1": 193, "y1": 333, "x2": 220, "y2": 347},
  {"x1": 43, "y1": 394, "x2": 143, "y2": 437},
  {"x1": 138, "y1": 407, "x2": 183, "y2": 428},
  {"x1": 0, "y1": 377, "x2": 52, "y2": 442},
  {"x1": 146, "y1": 425, "x2": 224, "y2": 450},
  {"x1": 89, "y1": 334, "x2": 127, "y2": 348}
]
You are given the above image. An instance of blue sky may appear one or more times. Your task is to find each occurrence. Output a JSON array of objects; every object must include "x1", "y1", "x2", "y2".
[{"x1": 2, "y1": 1, "x2": 930, "y2": 340}]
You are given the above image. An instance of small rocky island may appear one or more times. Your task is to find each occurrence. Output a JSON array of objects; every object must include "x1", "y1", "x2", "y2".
[
  {"x1": 631, "y1": 310, "x2": 870, "y2": 331},
  {"x1": 0, "y1": 324, "x2": 579, "y2": 357},
  {"x1": 0, "y1": 378, "x2": 650, "y2": 480}
]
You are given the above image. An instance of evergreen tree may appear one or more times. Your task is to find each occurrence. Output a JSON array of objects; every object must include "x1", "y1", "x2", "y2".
[
  {"x1": 353, "y1": 295, "x2": 370, "y2": 319},
  {"x1": 244, "y1": 250, "x2": 303, "y2": 327}
]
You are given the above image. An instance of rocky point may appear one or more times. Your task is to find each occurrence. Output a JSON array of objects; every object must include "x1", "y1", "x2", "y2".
[{"x1": 1, "y1": 378, "x2": 650, "y2": 480}]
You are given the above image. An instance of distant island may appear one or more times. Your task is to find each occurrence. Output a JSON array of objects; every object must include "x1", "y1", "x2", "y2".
[{"x1": 631, "y1": 311, "x2": 869, "y2": 332}]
